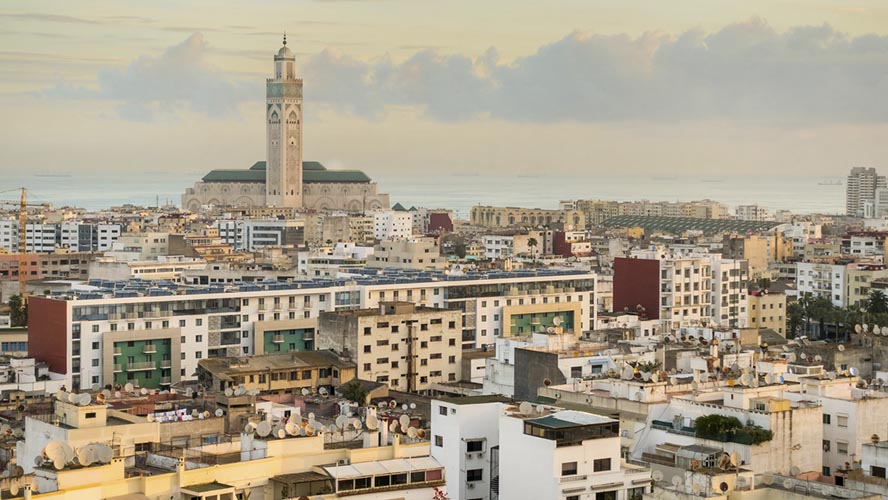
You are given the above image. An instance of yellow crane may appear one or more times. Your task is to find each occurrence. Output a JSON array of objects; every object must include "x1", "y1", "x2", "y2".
[{"x1": 0, "y1": 188, "x2": 51, "y2": 301}]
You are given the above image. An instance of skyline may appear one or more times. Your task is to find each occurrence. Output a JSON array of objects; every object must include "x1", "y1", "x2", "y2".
[{"x1": 2, "y1": 1, "x2": 888, "y2": 191}]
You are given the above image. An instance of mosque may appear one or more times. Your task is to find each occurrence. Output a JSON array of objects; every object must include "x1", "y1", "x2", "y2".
[{"x1": 182, "y1": 36, "x2": 390, "y2": 213}]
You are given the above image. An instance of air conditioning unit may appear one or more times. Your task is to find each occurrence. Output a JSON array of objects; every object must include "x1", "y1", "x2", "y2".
[{"x1": 337, "y1": 458, "x2": 350, "y2": 466}]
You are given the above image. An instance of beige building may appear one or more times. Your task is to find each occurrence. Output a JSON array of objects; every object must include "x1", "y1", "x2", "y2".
[
  {"x1": 318, "y1": 302, "x2": 462, "y2": 392},
  {"x1": 196, "y1": 350, "x2": 355, "y2": 394},
  {"x1": 470, "y1": 205, "x2": 585, "y2": 230},
  {"x1": 366, "y1": 238, "x2": 445, "y2": 270},
  {"x1": 747, "y1": 291, "x2": 787, "y2": 337},
  {"x1": 723, "y1": 234, "x2": 769, "y2": 278}
]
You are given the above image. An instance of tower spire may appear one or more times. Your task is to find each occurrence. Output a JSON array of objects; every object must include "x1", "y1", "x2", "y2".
[{"x1": 283, "y1": 32, "x2": 287, "y2": 46}]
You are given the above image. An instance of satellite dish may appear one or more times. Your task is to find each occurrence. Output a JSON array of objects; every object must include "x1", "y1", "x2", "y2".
[
  {"x1": 720, "y1": 482, "x2": 729, "y2": 492},
  {"x1": 553, "y1": 316, "x2": 563, "y2": 326},
  {"x1": 856, "y1": 324, "x2": 862, "y2": 334},
  {"x1": 366, "y1": 414, "x2": 379, "y2": 430},
  {"x1": 409, "y1": 403, "x2": 416, "y2": 410},
  {"x1": 790, "y1": 466, "x2": 801, "y2": 476},
  {"x1": 389, "y1": 400, "x2": 397, "y2": 409},
  {"x1": 285, "y1": 421, "x2": 299, "y2": 435},
  {"x1": 351, "y1": 418, "x2": 361, "y2": 430},
  {"x1": 66, "y1": 393, "x2": 77, "y2": 404},
  {"x1": 399, "y1": 414, "x2": 410, "y2": 429},
  {"x1": 224, "y1": 388, "x2": 233, "y2": 397},
  {"x1": 814, "y1": 355, "x2": 822, "y2": 362},
  {"x1": 301, "y1": 388, "x2": 309, "y2": 396},
  {"x1": 336, "y1": 415, "x2": 348, "y2": 428},
  {"x1": 124, "y1": 383, "x2": 134, "y2": 393},
  {"x1": 319, "y1": 387, "x2": 329, "y2": 396},
  {"x1": 783, "y1": 479, "x2": 793, "y2": 489},
  {"x1": 215, "y1": 409, "x2": 224, "y2": 417},
  {"x1": 140, "y1": 387, "x2": 148, "y2": 395},
  {"x1": 651, "y1": 372, "x2": 660, "y2": 383},
  {"x1": 203, "y1": 411, "x2": 210, "y2": 419},
  {"x1": 671, "y1": 476, "x2": 683, "y2": 488},
  {"x1": 256, "y1": 421, "x2": 271, "y2": 437},
  {"x1": 305, "y1": 424, "x2": 315, "y2": 436},
  {"x1": 417, "y1": 428, "x2": 427, "y2": 439},
  {"x1": 389, "y1": 421, "x2": 399, "y2": 433},
  {"x1": 407, "y1": 427, "x2": 418, "y2": 439},
  {"x1": 308, "y1": 412, "x2": 316, "y2": 421},
  {"x1": 77, "y1": 448, "x2": 93, "y2": 467},
  {"x1": 277, "y1": 428, "x2": 287, "y2": 439},
  {"x1": 787, "y1": 353, "x2": 796, "y2": 362},
  {"x1": 838, "y1": 344, "x2": 845, "y2": 351},
  {"x1": 829, "y1": 372, "x2": 837, "y2": 380},
  {"x1": 730, "y1": 452, "x2": 740, "y2": 466},
  {"x1": 652, "y1": 470, "x2": 664, "y2": 482},
  {"x1": 642, "y1": 372, "x2": 652, "y2": 382},
  {"x1": 691, "y1": 483, "x2": 702, "y2": 495},
  {"x1": 55, "y1": 390, "x2": 67, "y2": 401},
  {"x1": 763, "y1": 474, "x2": 775, "y2": 485},
  {"x1": 146, "y1": 414, "x2": 155, "y2": 423},
  {"x1": 519, "y1": 402, "x2": 533, "y2": 414},
  {"x1": 850, "y1": 367, "x2": 859, "y2": 376},
  {"x1": 882, "y1": 326, "x2": 888, "y2": 335},
  {"x1": 863, "y1": 324, "x2": 869, "y2": 333}
]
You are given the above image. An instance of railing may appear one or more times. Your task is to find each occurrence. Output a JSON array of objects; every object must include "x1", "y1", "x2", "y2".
[
  {"x1": 160, "y1": 360, "x2": 172, "y2": 369},
  {"x1": 128, "y1": 361, "x2": 156, "y2": 371},
  {"x1": 113, "y1": 347, "x2": 122, "y2": 355},
  {"x1": 143, "y1": 344, "x2": 157, "y2": 354},
  {"x1": 160, "y1": 377, "x2": 172, "y2": 385},
  {"x1": 113, "y1": 364, "x2": 123, "y2": 372},
  {"x1": 560, "y1": 475, "x2": 587, "y2": 483},
  {"x1": 272, "y1": 334, "x2": 284, "y2": 343}
]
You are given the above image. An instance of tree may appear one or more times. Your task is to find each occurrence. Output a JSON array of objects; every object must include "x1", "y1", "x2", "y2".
[
  {"x1": 527, "y1": 237, "x2": 538, "y2": 261},
  {"x1": 7, "y1": 295, "x2": 26, "y2": 327},
  {"x1": 868, "y1": 290, "x2": 888, "y2": 314},
  {"x1": 756, "y1": 277, "x2": 771, "y2": 291},
  {"x1": 786, "y1": 302, "x2": 802, "y2": 339},
  {"x1": 340, "y1": 380, "x2": 368, "y2": 405},
  {"x1": 798, "y1": 292, "x2": 814, "y2": 337}
]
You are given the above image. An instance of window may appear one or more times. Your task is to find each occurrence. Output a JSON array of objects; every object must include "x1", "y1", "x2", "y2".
[
  {"x1": 466, "y1": 469, "x2": 483, "y2": 482},
  {"x1": 823, "y1": 414, "x2": 831, "y2": 425},
  {"x1": 823, "y1": 440, "x2": 830, "y2": 452},
  {"x1": 179, "y1": 320, "x2": 186, "y2": 327},
  {"x1": 570, "y1": 366, "x2": 582, "y2": 378},
  {"x1": 195, "y1": 335, "x2": 203, "y2": 343},
  {"x1": 92, "y1": 325, "x2": 99, "y2": 333},
  {"x1": 91, "y1": 359, "x2": 99, "y2": 367},
  {"x1": 466, "y1": 440, "x2": 483, "y2": 452},
  {"x1": 435, "y1": 435, "x2": 443, "y2": 447},
  {"x1": 439, "y1": 406, "x2": 448, "y2": 416},
  {"x1": 562, "y1": 461, "x2": 578, "y2": 476},
  {"x1": 593, "y1": 458, "x2": 611, "y2": 472},
  {"x1": 363, "y1": 327, "x2": 372, "y2": 335},
  {"x1": 363, "y1": 345, "x2": 371, "y2": 353},
  {"x1": 872, "y1": 466, "x2": 887, "y2": 479},
  {"x1": 837, "y1": 441, "x2": 848, "y2": 455},
  {"x1": 363, "y1": 363, "x2": 371, "y2": 371},
  {"x1": 195, "y1": 351, "x2": 202, "y2": 359},
  {"x1": 91, "y1": 341, "x2": 99, "y2": 350},
  {"x1": 837, "y1": 415, "x2": 849, "y2": 428}
]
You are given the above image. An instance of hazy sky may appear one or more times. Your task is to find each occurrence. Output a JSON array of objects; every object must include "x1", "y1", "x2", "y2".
[{"x1": 2, "y1": 0, "x2": 888, "y2": 187}]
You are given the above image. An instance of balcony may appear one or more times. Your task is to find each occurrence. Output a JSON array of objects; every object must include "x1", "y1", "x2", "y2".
[
  {"x1": 113, "y1": 347, "x2": 122, "y2": 355},
  {"x1": 160, "y1": 360, "x2": 172, "y2": 369},
  {"x1": 143, "y1": 344, "x2": 157, "y2": 354},
  {"x1": 128, "y1": 361, "x2": 156, "y2": 371},
  {"x1": 113, "y1": 364, "x2": 122, "y2": 373},
  {"x1": 272, "y1": 334, "x2": 284, "y2": 343},
  {"x1": 160, "y1": 377, "x2": 172, "y2": 385},
  {"x1": 560, "y1": 475, "x2": 588, "y2": 484}
]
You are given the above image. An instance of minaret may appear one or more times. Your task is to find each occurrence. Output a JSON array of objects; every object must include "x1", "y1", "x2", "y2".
[{"x1": 265, "y1": 33, "x2": 303, "y2": 207}]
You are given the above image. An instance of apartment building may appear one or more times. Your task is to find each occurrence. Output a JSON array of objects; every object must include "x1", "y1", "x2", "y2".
[
  {"x1": 711, "y1": 259, "x2": 749, "y2": 329},
  {"x1": 27, "y1": 268, "x2": 596, "y2": 390},
  {"x1": 482, "y1": 234, "x2": 514, "y2": 260},
  {"x1": 0, "y1": 220, "x2": 123, "y2": 253},
  {"x1": 431, "y1": 397, "x2": 651, "y2": 500},
  {"x1": 847, "y1": 167, "x2": 886, "y2": 217},
  {"x1": 318, "y1": 302, "x2": 462, "y2": 391},
  {"x1": 196, "y1": 350, "x2": 355, "y2": 393},
  {"x1": 366, "y1": 238, "x2": 445, "y2": 270},
  {"x1": 373, "y1": 210, "x2": 413, "y2": 240},
  {"x1": 747, "y1": 291, "x2": 787, "y2": 336},
  {"x1": 736, "y1": 204, "x2": 770, "y2": 221},
  {"x1": 216, "y1": 219, "x2": 305, "y2": 250}
]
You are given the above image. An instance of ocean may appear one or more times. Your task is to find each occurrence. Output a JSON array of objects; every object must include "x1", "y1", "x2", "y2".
[{"x1": 5, "y1": 170, "x2": 845, "y2": 219}]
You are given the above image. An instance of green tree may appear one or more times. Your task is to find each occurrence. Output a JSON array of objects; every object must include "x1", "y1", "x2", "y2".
[
  {"x1": 340, "y1": 380, "x2": 368, "y2": 405},
  {"x1": 527, "y1": 237, "x2": 538, "y2": 261},
  {"x1": 786, "y1": 302, "x2": 803, "y2": 339},
  {"x1": 798, "y1": 292, "x2": 814, "y2": 337},
  {"x1": 868, "y1": 290, "x2": 888, "y2": 314},
  {"x1": 7, "y1": 295, "x2": 26, "y2": 327}
]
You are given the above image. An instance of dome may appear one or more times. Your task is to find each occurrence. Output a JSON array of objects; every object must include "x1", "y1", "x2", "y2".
[{"x1": 277, "y1": 45, "x2": 293, "y2": 58}]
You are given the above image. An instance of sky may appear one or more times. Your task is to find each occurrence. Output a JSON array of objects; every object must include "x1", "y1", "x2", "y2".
[{"x1": 2, "y1": 0, "x2": 888, "y2": 194}]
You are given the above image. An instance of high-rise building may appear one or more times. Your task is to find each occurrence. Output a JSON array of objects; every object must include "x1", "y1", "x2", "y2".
[
  {"x1": 846, "y1": 167, "x2": 886, "y2": 217},
  {"x1": 265, "y1": 34, "x2": 303, "y2": 208}
]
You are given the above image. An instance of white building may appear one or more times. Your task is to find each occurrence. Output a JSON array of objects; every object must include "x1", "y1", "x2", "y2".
[
  {"x1": 216, "y1": 219, "x2": 305, "y2": 250},
  {"x1": 736, "y1": 205, "x2": 770, "y2": 221},
  {"x1": 431, "y1": 397, "x2": 651, "y2": 500},
  {"x1": 796, "y1": 262, "x2": 846, "y2": 308},
  {"x1": 374, "y1": 210, "x2": 413, "y2": 241},
  {"x1": 847, "y1": 167, "x2": 886, "y2": 217},
  {"x1": 711, "y1": 259, "x2": 749, "y2": 329},
  {"x1": 29, "y1": 268, "x2": 596, "y2": 390},
  {"x1": 482, "y1": 235, "x2": 514, "y2": 260}
]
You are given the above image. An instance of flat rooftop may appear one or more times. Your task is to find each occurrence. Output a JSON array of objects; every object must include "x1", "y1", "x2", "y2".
[
  {"x1": 199, "y1": 350, "x2": 352, "y2": 378},
  {"x1": 525, "y1": 410, "x2": 616, "y2": 429},
  {"x1": 47, "y1": 268, "x2": 594, "y2": 301}
]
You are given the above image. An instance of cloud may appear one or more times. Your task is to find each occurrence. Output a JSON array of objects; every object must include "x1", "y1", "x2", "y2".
[
  {"x1": 0, "y1": 13, "x2": 103, "y2": 24},
  {"x1": 49, "y1": 33, "x2": 253, "y2": 120},
  {"x1": 302, "y1": 18, "x2": 888, "y2": 124}
]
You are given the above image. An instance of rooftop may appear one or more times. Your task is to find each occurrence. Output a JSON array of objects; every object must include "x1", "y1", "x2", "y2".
[
  {"x1": 525, "y1": 410, "x2": 616, "y2": 428},
  {"x1": 198, "y1": 350, "x2": 352, "y2": 379},
  {"x1": 603, "y1": 215, "x2": 783, "y2": 235},
  {"x1": 49, "y1": 267, "x2": 593, "y2": 301},
  {"x1": 201, "y1": 160, "x2": 372, "y2": 184}
]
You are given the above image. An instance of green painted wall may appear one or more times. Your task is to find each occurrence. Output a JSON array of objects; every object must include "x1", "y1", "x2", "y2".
[
  {"x1": 263, "y1": 328, "x2": 315, "y2": 354},
  {"x1": 113, "y1": 338, "x2": 172, "y2": 389},
  {"x1": 509, "y1": 311, "x2": 574, "y2": 335}
]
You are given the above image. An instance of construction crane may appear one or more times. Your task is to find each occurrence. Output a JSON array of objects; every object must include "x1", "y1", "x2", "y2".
[{"x1": 0, "y1": 188, "x2": 51, "y2": 301}]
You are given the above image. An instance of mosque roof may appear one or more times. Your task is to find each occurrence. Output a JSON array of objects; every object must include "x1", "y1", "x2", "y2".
[{"x1": 201, "y1": 161, "x2": 372, "y2": 184}]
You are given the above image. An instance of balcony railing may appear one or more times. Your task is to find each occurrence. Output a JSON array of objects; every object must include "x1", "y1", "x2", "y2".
[
  {"x1": 113, "y1": 347, "x2": 122, "y2": 355},
  {"x1": 160, "y1": 377, "x2": 171, "y2": 385},
  {"x1": 560, "y1": 475, "x2": 587, "y2": 483},
  {"x1": 113, "y1": 364, "x2": 122, "y2": 373},
  {"x1": 160, "y1": 360, "x2": 172, "y2": 369},
  {"x1": 272, "y1": 334, "x2": 284, "y2": 343},
  {"x1": 128, "y1": 361, "x2": 156, "y2": 371},
  {"x1": 143, "y1": 344, "x2": 157, "y2": 354}
]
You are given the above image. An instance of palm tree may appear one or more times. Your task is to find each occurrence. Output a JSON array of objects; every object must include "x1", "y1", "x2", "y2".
[
  {"x1": 798, "y1": 292, "x2": 814, "y2": 337},
  {"x1": 527, "y1": 237, "x2": 538, "y2": 262},
  {"x1": 868, "y1": 290, "x2": 888, "y2": 314}
]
